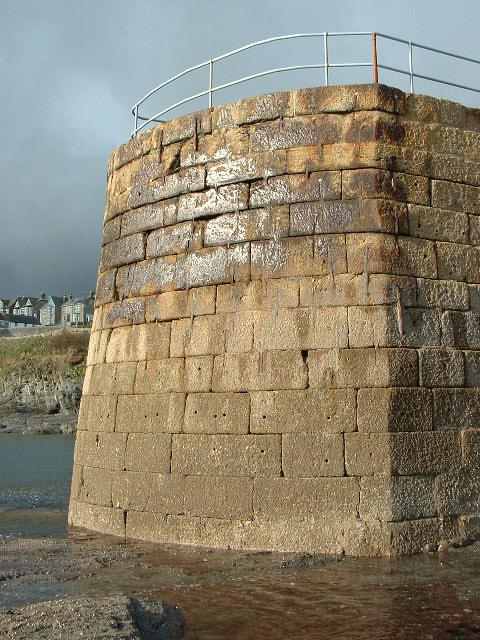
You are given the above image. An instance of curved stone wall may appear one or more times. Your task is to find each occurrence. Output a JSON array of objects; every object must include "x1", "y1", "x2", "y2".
[{"x1": 69, "y1": 84, "x2": 480, "y2": 555}]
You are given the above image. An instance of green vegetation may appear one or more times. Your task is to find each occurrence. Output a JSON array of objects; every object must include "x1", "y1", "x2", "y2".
[{"x1": 0, "y1": 331, "x2": 89, "y2": 373}]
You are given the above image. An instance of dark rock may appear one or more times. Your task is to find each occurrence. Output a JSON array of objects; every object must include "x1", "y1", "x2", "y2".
[{"x1": 0, "y1": 595, "x2": 186, "y2": 639}]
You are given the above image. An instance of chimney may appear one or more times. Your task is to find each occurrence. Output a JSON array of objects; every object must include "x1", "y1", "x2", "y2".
[
  {"x1": 69, "y1": 294, "x2": 73, "y2": 301},
  {"x1": 40, "y1": 292, "x2": 46, "y2": 300}
]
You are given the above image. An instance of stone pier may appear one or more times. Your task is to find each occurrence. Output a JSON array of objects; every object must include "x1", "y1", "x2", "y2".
[{"x1": 69, "y1": 83, "x2": 480, "y2": 555}]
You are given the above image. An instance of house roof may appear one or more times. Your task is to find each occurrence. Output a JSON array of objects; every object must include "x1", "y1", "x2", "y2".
[
  {"x1": 32, "y1": 299, "x2": 48, "y2": 311},
  {"x1": 9, "y1": 296, "x2": 30, "y2": 308},
  {"x1": 0, "y1": 313, "x2": 41, "y2": 325},
  {"x1": 61, "y1": 296, "x2": 94, "y2": 307},
  {"x1": 45, "y1": 296, "x2": 64, "y2": 306}
]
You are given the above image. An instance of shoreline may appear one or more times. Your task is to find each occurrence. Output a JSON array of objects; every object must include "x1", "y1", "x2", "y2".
[{"x1": 0, "y1": 410, "x2": 77, "y2": 435}]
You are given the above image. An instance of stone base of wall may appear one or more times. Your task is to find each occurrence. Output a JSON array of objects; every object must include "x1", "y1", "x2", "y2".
[{"x1": 69, "y1": 84, "x2": 480, "y2": 555}]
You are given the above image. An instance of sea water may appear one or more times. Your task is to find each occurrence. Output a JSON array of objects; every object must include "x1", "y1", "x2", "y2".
[{"x1": 0, "y1": 434, "x2": 74, "y2": 538}]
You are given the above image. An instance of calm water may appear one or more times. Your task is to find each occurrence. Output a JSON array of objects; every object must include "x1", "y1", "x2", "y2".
[
  {"x1": 0, "y1": 433, "x2": 479, "y2": 639},
  {"x1": 0, "y1": 434, "x2": 74, "y2": 538}
]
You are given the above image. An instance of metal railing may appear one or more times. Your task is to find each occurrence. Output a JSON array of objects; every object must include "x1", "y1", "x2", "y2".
[{"x1": 131, "y1": 32, "x2": 480, "y2": 135}]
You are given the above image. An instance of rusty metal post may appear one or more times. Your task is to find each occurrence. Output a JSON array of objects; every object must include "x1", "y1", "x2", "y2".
[{"x1": 372, "y1": 32, "x2": 378, "y2": 83}]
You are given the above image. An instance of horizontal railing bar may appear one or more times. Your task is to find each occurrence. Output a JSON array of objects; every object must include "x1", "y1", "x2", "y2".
[
  {"x1": 136, "y1": 88, "x2": 211, "y2": 131},
  {"x1": 378, "y1": 63, "x2": 480, "y2": 93},
  {"x1": 133, "y1": 60, "x2": 210, "y2": 111},
  {"x1": 376, "y1": 32, "x2": 480, "y2": 65},
  {"x1": 211, "y1": 32, "x2": 372, "y2": 63},
  {"x1": 134, "y1": 61, "x2": 374, "y2": 131},
  {"x1": 132, "y1": 31, "x2": 480, "y2": 134},
  {"x1": 133, "y1": 31, "x2": 374, "y2": 112},
  {"x1": 211, "y1": 62, "x2": 372, "y2": 93},
  {"x1": 411, "y1": 71, "x2": 480, "y2": 93}
]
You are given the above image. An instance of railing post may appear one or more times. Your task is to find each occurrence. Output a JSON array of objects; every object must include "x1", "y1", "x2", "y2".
[
  {"x1": 209, "y1": 59, "x2": 213, "y2": 108},
  {"x1": 323, "y1": 32, "x2": 329, "y2": 86},
  {"x1": 372, "y1": 32, "x2": 378, "y2": 83},
  {"x1": 408, "y1": 41, "x2": 414, "y2": 92},
  {"x1": 133, "y1": 105, "x2": 138, "y2": 136}
]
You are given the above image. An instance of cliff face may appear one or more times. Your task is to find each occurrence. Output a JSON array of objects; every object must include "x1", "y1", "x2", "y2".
[{"x1": 0, "y1": 332, "x2": 88, "y2": 413}]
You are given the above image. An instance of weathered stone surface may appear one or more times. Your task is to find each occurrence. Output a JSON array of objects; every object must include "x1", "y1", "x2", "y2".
[
  {"x1": 251, "y1": 235, "x2": 347, "y2": 280},
  {"x1": 417, "y1": 278, "x2": 469, "y2": 310},
  {"x1": 253, "y1": 307, "x2": 348, "y2": 350},
  {"x1": 121, "y1": 200, "x2": 177, "y2": 236},
  {"x1": 408, "y1": 204, "x2": 469, "y2": 243},
  {"x1": 357, "y1": 388, "x2": 432, "y2": 432},
  {"x1": 102, "y1": 298, "x2": 145, "y2": 328},
  {"x1": 250, "y1": 388, "x2": 356, "y2": 434},
  {"x1": 212, "y1": 91, "x2": 291, "y2": 128},
  {"x1": 77, "y1": 395, "x2": 116, "y2": 432},
  {"x1": 419, "y1": 349, "x2": 464, "y2": 387},
  {"x1": 253, "y1": 477, "x2": 359, "y2": 519},
  {"x1": 116, "y1": 393, "x2": 185, "y2": 433},
  {"x1": 106, "y1": 323, "x2": 171, "y2": 362},
  {"x1": 73, "y1": 85, "x2": 480, "y2": 557},
  {"x1": 360, "y1": 476, "x2": 436, "y2": 521},
  {"x1": 432, "y1": 389, "x2": 480, "y2": 429},
  {"x1": 216, "y1": 278, "x2": 299, "y2": 313},
  {"x1": 436, "y1": 242, "x2": 480, "y2": 283},
  {"x1": 95, "y1": 270, "x2": 117, "y2": 307},
  {"x1": 250, "y1": 115, "x2": 343, "y2": 151},
  {"x1": 291, "y1": 84, "x2": 405, "y2": 116},
  {"x1": 250, "y1": 171, "x2": 341, "y2": 207},
  {"x1": 82, "y1": 362, "x2": 136, "y2": 396},
  {"x1": 125, "y1": 433, "x2": 171, "y2": 472},
  {"x1": 308, "y1": 348, "x2": 418, "y2": 388},
  {"x1": 183, "y1": 392, "x2": 250, "y2": 433},
  {"x1": 290, "y1": 199, "x2": 408, "y2": 236},
  {"x1": 212, "y1": 350, "x2": 308, "y2": 391},
  {"x1": 346, "y1": 233, "x2": 437, "y2": 279},
  {"x1": 389, "y1": 431, "x2": 461, "y2": 475},
  {"x1": 282, "y1": 434, "x2": 345, "y2": 477},
  {"x1": 145, "y1": 286, "x2": 216, "y2": 322},
  {"x1": 134, "y1": 356, "x2": 213, "y2": 394},
  {"x1": 100, "y1": 233, "x2": 145, "y2": 271},
  {"x1": 177, "y1": 183, "x2": 249, "y2": 221},
  {"x1": 102, "y1": 216, "x2": 122, "y2": 245},
  {"x1": 75, "y1": 431, "x2": 127, "y2": 470},
  {"x1": 345, "y1": 432, "x2": 390, "y2": 476},
  {"x1": 172, "y1": 434, "x2": 281, "y2": 477},
  {"x1": 206, "y1": 151, "x2": 286, "y2": 186},
  {"x1": 203, "y1": 206, "x2": 289, "y2": 246},
  {"x1": 342, "y1": 169, "x2": 430, "y2": 205},
  {"x1": 431, "y1": 180, "x2": 480, "y2": 214},
  {"x1": 184, "y1": 476, "x2": 253, "y2": 519},
  {"x1": 146, "y1": 221, "x2": 197, "y2": 258}
]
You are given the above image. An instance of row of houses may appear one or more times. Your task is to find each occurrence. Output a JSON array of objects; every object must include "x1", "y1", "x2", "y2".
[{"x1": 0, "y1": 293, "x2": 95, "y2": 328}]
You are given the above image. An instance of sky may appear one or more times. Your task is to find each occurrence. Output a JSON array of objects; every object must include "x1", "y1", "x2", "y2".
[{"x1": 1, "y1": 0, "x2": 478, "y2": 299}]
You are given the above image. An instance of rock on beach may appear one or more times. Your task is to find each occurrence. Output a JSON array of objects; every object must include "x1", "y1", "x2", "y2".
[{"x1": 0, "y1": 595, "x2": 186, "y2": 640}]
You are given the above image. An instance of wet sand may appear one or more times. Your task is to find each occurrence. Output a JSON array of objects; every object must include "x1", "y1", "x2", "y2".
[{"x1": 1, "y1": 525, "x2": 479, "y2": 639}]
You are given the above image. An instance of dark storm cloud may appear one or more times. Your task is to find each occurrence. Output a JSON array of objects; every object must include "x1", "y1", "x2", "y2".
[{"x1": 0, "y1": 0, "x2": 477, "y2": 298}]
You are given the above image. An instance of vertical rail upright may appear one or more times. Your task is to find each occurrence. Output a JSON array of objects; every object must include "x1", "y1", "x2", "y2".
[
  {"x1": 408, "y1": 41, "x2": 414, "y2": 92},
  {"x1": 209, "y1": 59, "x2": 213, "y2": 108},
  {"x1": 372, "y1": 32, "x2": 378, "y2": 83},
  {"x1": 323, "y1": 32, "x2": 329, "y2": 86},
  {"x1": 133, "y1": 104, "x2": 138, "y2": 136}
]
